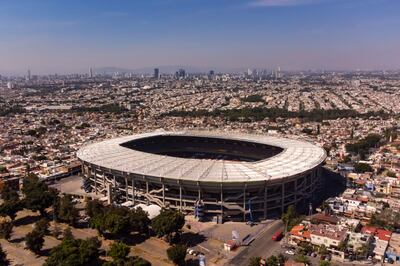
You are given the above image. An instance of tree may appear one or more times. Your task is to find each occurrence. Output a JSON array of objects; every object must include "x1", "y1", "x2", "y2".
[
  {"x1": 277, "y1": 253, "x2": 287, "y2": 265},
  {"x1": 0, "y1": 183, "x2": 19, "y2": 202},
  {"x1": 282, "y1": 205, "x2": 298, "y2": 231},
  {"x1": 90, "y1": 206, "x2": 130, "y2": 238},
  {"x1": 319, "y1": 261, "x2": 331, "y2": 266},
  {"x1": 90, "y1": 206, "x2": 150, "y2": 239},
  {"x1": 295, "y1": 254, "x2": 310, "y2": 264},
  {"x1": 109, "y1": 241, "x2": 130, "y2": 261},
  {"x1": 0, "y1": 183, "x2": 22, "y2": 221},
  {"x1": 124, "y1": 256, "x2": 151, "y2": 266},
  {"x1": 167, "y1": 244, "x2": 186, "y2": 266},
  {"x1": 22, "y1": 174, "x2": 58, "y2": 216},
  {"x1": 356, "y1": 243, "x2": 368, "y2": 259},
  {"x1": 0, "y1": 200, "x2": 23, "y2": 220},
  {"x1": 35, "y1": 218, "x2": 49, "y2": 235},
  {"x1": 318, "y1": 244, "x2": 329, "y2": 255},
  {"x1": 151, "y1": 209, "x2": 185, "y2": 242},
  {"x1": 63, "y1": 227, "x2": 74, "y2": 240},
  {"x1": 265, "y1": 255, "x2": 278, "y2": 266},
  {"x1": 338, "y1": 240, "x2": 347, "y2": 252},
  {"x1": 0, "y1": 216, "x2": 13, "y2": 240},
  {"x1": 55, "y1": 195, "x2": 79, "y2": 225},
  {"x1": 248, "y1": 256, "x2": 261, "y2": 266},
  {"x1": 102, "y1": 210, "x2": 130, "y2": 237},
  {"x1": 25, "y1": 228, "x2": 45, "y2": 254},
  {"x1": 354, "y1": 163, "x2": 373, "y2": 173},
  {"x1": 0, "y1": 166, "x2": 7, "y2": 173},
  {"x1": 129, "y1": 207, "x2": 150, "y2": 234},
  {"x1": 86, "y1": 199, "x2": 104, "y2": 218},
  {"x1": 45, "y1": 234, "x2": 101, "y2": 266},
  {"x1": 0, "y1": 244, "x2": 10, "y2": 266}
]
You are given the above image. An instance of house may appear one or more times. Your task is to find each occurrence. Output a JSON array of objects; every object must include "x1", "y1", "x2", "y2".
[
  {"x1": 373, "y1": 229, "x2": 392, "y2": 261},
  {"x1": 309, "y1": 224, "x2": 348, "y2": 249},
  {"x1": 386, "y1": 233, "x2": 400, "y2": 262},
  {"x1": 288, "y1": 224, "x2": 311, "y2": 246},
  {"x1": 347, "y1": 231, "x2": 373, "y2": 254}
]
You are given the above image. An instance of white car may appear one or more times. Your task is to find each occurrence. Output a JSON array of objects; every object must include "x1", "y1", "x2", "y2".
[{"x1": 285, "y1": 250, "x2": 295, "y2": 256}]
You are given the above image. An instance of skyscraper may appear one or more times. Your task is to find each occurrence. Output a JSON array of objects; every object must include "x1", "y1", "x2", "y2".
[
  {"x1": 175, "y1": 69, "x2": 186, "y2": 79},
  {"x1": 154, "y1": 68, "x2": 159, "y2": 79},
  {"x1": 27, "y1": 69, "x2": 31, "y2": 81},
  {"x1": 89, "y1": 67, "x2": 93, "y2": 78}
]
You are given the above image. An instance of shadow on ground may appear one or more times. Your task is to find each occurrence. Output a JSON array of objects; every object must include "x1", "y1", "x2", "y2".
[
  {"x1": 14, "y1": 215, "x2": 41, "y2": 226},
  {"x1": 120, "y1": 233, "x2": 148, "y2": 246},
  {"x1": 181, "y1": 232, "x2": 206, "y2": 247},
  {"x1": 186, "y1": 258, "x2": 199, "y2": 266},
  {"x1": 9, "y1": 236, "x2": 25, "y2": 244}
]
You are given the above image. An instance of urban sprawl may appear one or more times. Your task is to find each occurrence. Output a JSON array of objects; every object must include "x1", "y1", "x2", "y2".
[{"x1": 0, "y1": 69, "x2": 399, "y2": 266}]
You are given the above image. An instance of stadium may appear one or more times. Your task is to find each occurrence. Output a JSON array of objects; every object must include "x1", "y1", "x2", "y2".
[{"x1": 77, "y1": 130, "x2": 326, "y2": 221}]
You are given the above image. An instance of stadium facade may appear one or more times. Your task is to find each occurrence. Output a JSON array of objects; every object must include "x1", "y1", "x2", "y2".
[{"x1": 77, "y1": 131, "x2": 326, "y2": 220}]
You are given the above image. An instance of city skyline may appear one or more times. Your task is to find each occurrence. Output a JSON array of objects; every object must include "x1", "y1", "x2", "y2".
[{"x1": 0, "y1": 0, "x2": 399, "y2": 74}]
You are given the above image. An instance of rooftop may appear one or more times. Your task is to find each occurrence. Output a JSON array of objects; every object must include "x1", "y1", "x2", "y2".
[{"x1": 77, "y1": 130, "x2": 327, "y2": 183}]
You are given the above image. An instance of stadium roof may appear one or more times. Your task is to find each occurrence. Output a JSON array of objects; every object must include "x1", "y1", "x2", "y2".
[{"x1": 77, "y1": 130, "x2": 326, "y2": 183}]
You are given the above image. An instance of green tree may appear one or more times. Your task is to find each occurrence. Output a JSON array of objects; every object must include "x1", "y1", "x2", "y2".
[
  {"x1": 295, "y1": 254, "x2": 310, "y2": 264},
  {"x1": 282, "y1": 205, "x2": 298, "y2": 231},
  {"x1": 124, "y1": 256, "x2": 151, "y2": 266},
  {"x1": 0, "y1": 216, "x2": 13, "y2": 240},
  {"x1": 63, "y1": 227, "x2": 74, "y2": 240},
  {"x1": 44, "y1": 234, "x2": 101, "y2": 266},
  {"x1": 356, "y1": 243, "x2": 368, "y2": 259},
  {"x1": 0, "y1": 183, "x2": 19, "y2": 202},
  {"x1": 90, "y1": 206, "x2": 150, "y2": 239},
  {"x1": 103, "y1": 210, "x2": 130, "y2": 237},
  {"x1": 319, "y1": 261, "x2": 331, "y2": 266},
  {"x1": 35, "y1": 218, "x2": 49, "y2": 235},
  {"x1": 22, "y1": 174, "x2": 58, "y2": 216},
  {"x1": 129, "y1": 207, "x2": 150, "y2": 234},
  {"x1": 0, "y1": 200, "x2": 23, "y2": 220},
  {"x1": 354, "y1": 163, "x2": 373, "y2": 173},
  {"x1": 0, "y1": 244, "x2": 10, "y2": 266},
  {"x1": 25, "y1": 228, "x2": 45, "y2": 254},
  {"x1": 266, "y1": 255, "x2": 279, "y2": 266},
  {"x1": 55, "y1": 195, "x2": 79, "y2": 225},
  {"x1": 277, "y1": 253, "x2": 287, "y2": 265},
  {"x1": 166, "y1": 244, "x2": 186, "y2": 266},
  {"x1": 318, "y1": 244, "x2": 329, "y2": 255},
  {"x1": 151, "y1": 209, "x2": 185, "y2": 242},
  {"x1": 109, "y1": 241, "x2": 130, "y2": 261},
  {"x1": 387, "y1": 171, "x2": 397, "y2": 178},
  {"x1": 0, "y1": 166, "x2": 7, "y2": 173},
  {"x1": 338, "y1": 240, "x2": 347, "y2": 252},
  {"x1": 86, "y1": 199, "x2": 104, "y2": 218},
  {"x1": 248, "y1": 256, "x2": 261, "y2": 266}
]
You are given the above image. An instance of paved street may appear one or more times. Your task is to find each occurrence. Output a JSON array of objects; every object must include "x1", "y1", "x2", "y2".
[{"x1": 228, "y1": 220, "x2": 284, "y2": 266}]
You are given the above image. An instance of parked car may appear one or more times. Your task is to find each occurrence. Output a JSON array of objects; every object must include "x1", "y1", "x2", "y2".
[
  {"x1": 285, "y1": 250, "x2": 295, "y2": 256},
  {"x1": 272, "y1": 230, "x2": 283, "y2": 241}
]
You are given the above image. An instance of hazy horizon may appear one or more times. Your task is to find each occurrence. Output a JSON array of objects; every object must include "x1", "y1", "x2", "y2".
[{"x1": 1, "y1": 0, "x2": 399, "y2": 75}]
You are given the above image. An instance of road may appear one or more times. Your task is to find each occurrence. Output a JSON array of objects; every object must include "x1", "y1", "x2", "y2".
[{"x1": 228, "y1": 220, "x2": 284, "y2": 266}]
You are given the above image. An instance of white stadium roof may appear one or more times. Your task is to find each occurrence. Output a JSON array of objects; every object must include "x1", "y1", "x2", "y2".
[{"x1": 77, "y1": 131, "x2": 326, "y2": 183}]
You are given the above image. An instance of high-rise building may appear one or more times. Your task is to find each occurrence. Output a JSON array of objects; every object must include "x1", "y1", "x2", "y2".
[
  {"x1": 89, "y1": 67, "x2": 93, "y2": 78},
  {"x1": 175, "y1": 68, "x2": 186, "y2": 79},
  {"x1": 154, "y1": 68, "x2": 159, "y2": 79},
  {"x1": 208, "y1": 70, "x2": 215, "y2": 80},
  {"x1": 27, "y1": 69, "x2": 31, "y2": 81}
]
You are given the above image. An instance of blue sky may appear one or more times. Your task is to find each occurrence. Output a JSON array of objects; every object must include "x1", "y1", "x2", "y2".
[{"x1": 0, "y1": 0, "x2": 399, "y2": 74}]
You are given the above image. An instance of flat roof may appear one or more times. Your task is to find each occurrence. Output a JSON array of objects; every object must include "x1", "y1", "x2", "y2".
[{"x1": 77, "y1": 130, "x2": 326, "y2": 183}]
